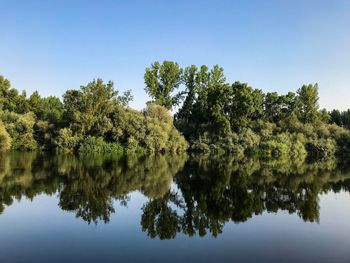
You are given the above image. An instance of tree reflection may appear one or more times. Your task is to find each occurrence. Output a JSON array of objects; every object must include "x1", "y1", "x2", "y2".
[
  {"x1": 0, "y1": 152, "x2": 187, "y2": 224},
  {"x1": 141, "y1": 192, "x2": 183, "y2": 240},
  {"x1": 1, "y1": 152, "x2": 350, "y2": 238},
  {"x1": 141, "y1": 155, "x2": 350, "y2": 239}
]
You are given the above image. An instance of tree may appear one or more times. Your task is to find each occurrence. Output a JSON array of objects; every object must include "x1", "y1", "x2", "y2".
[
  {"x1": 1, "y1": 112, "x2": 37, "y2": 151},
  {"x1": 330, "y1": 110, "x2": 342, "y2": 126},
  {"x1": 175, "y1": 65, "x2": 197, "y2": 122},
  {"x1": 144, "y1": 61, "x2": 183, "y2": 110},
  {"x1": 264, "y1": 92, "x2": 281, "y2": 122},
  {"x1": 229, "y1": 81, "x2": 264, "y2": 130},
  {"x1": 28, "y1": 91, "x2": 64, "y2": 124},
  {"x1": 117, "y1": 90, "x2": 133, "y2": 106},
  {"x1": 0, "y1": 76, "x2": 29, "y2": 114},
  {"x1": 63, "y1": 79, "x2": 117, "y2": 137},
  {"x1": 296, "y1": 84, "x2": 319, "y2": 123}
]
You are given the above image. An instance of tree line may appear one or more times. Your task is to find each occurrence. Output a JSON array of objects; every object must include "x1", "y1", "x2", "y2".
[
  {"x1": 145, "y1": 61, "x2": 350, "y2": 160},
  {"x1": 0, "y1": 76, "x2": 187, "y2": 154},
  {"x1": 1, "y1": 61, "x2": 350, "y2": 160}
]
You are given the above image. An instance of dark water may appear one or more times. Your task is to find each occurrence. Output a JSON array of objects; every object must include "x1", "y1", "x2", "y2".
[{"x1": 1, "y1": 152, "x2": 350, "y2": 263}]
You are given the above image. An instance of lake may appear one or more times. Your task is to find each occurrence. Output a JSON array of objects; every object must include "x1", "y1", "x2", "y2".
[{"x1": 1, "y1": 152, "x2": 350, "y2": 263}]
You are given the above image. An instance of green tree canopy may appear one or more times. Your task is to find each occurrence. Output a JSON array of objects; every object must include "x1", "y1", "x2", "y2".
[{"x1": 144, "y1": 61, "x2": 183, "y2": 110}]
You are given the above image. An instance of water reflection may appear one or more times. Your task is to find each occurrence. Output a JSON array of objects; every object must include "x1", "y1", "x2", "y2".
[
  {"x1": 1, "y1": 152, "x2": 350, "y2": 239},
  {"x1": 0, "y1": 152, "x2": 187, "y2": 224}
]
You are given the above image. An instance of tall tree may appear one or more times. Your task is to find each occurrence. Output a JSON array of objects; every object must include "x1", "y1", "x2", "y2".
[
  {"x1": 144, "y1": 61, "x2": 183, "y2": 110},
  {"x1": 229, "y1": 82, "x2": 264, "y2": 130},
  {"x1": 297, "y1": 84, "x2": 319, "y2": 123},
  {"x1": 175, "y1": 65, "x2": 197, "y2": 122}
]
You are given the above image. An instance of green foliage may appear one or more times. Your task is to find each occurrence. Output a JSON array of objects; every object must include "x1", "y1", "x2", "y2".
[
  {"x1": 110, "y1": 104, "x2": 188, "y2": 154},
  {"x1": 0, "y1": 120, "x2": 11, "y2": 151},
  {"x1": 55, "y1": 128, "x2": 81, "y2": 153},
  {"x1": 28, "y1": 91, "x2": 64, "y2": 124},
  {"x1": 117, "y1": 89, "x2": 134, "y2": 106},
  {"x1": 1, "y1": 66, "x2": 350, "y2": 161},
  {"x1": 0, "y1": 76, "x2": 30, "y2": 114},
  {"x1": 144, "y1": 61, "x2": 183, "y2": 110},
  {"x1": 296, "y1": 84, "x2": 320, "y2": 123},
  {"x1": 259, "y1": 133, "x2": 307, "y2": 160},
  {"x1": 78, "y1": 137, "x2": 124, "y2": 155},
  {"x1": 33, "y1": 120, "x2": 56, "y2": 150},
  {"x1": 63, "y1": 79, "x2": 117, "y2": 137},
  {"x1": 166, "y1": 62, "x2": 346, "y2": 160},
  {"x1": 1, "y1": 111, "x2": 37, "y2": 151},
  {"x1": 230, "y1": 81, "x2": 264, "y2": 130},
  {"x1": 329, "y1": 109, "x2": 350, "y2": 129}
]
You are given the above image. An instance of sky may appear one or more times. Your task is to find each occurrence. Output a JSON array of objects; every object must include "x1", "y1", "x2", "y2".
[{"x1": 1, "y1": 0, "x2": 350, "y2": 110}]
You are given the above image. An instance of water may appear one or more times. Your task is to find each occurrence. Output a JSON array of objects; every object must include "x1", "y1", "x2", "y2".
[{"x1": 1, "y1": 152, "x2": 350, "y2": 262}]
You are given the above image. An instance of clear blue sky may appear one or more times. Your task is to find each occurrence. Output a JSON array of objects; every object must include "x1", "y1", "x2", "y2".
[{"x1": 1, "y1": 0, "x2": 350, "y2": 110}]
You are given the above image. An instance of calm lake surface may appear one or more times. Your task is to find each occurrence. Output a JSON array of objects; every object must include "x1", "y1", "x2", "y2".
[{"x1": 1, "y1": 152, "x2": 350, "y2": 263}]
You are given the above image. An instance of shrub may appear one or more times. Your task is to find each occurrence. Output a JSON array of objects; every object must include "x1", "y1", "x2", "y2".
[
  {"x1": 110, "y1": 105, "x2": 187, "y2": 153},
  {"x1": 78, "y1": 136, "x2": 124, "y2": 155},
  {"x1": 144, "y1": 104, "x2": 173, "y2": 124},
  {"x1": 0, "y1": 120, "x2": 11, "y2": 151},
  {"x1": 1, "y1": 111, "x2": 37, "y2": 151},
  {"x1": 33, "y1": 120, "x2": 55, "y2": 150},
  {"x1": 238, "y1": 128, "x2": 261, "y2": 153},
  {"x1": 55, "y1": 128, "x2": 81, "y2": 153},
  {"x1": 259, "y1": 133, "x2": 307, "y2": 160}
]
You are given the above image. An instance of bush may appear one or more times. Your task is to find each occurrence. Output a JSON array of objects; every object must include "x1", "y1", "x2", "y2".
[
  {"x1": 0, "y1": 120, "x2": 11, "y2": 151},
  {"x1": 126, "y1": 136, "x2": 146, "y2": 154},
  {"x1": 144, "y1": 104, "x2": 173, "y2": 124},
  {"x1": 259, "y1": 133, "x2": 307, "y2": 160},
  {"x1": 110, "y1": 105, "x2": 188, "y2": 153},
  {"x1": 78, "y1": 136, "x2": 124, "y2": 155},
  {"x1": 1, "y1": 111, "x2": 37, "y2": 151},
  {"x1": 33, "y1": 120, "x2": 55, "y2": 150},
  {"x1": 55, "y1": 128, "x2": 81, "y2": 153},
  {"x1": 238, "y1": 128, "x2": 261, "y2": 153}
]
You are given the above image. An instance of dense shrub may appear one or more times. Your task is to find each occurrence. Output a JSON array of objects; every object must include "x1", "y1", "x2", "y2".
[
  {"x1": 55, "y1": 128, "x2": 81, "y2": 153},
  {"x1": 110, "y1": 104, "x2": 188, "y2": 153},
  {"x1": 0, "y1": 120, "x2": 11, "y2": 151},
  {"x1": 33, "y1": 120, "x2": 56, "y2": 150},
  {"x1": 259, "y1": 133, "x2": 307, "y2": 160},
  {"x1": 78, "y1": 137, "x2": 124, "y2": 155},
  {"x1": 1, "y1": 111, "x2": 37, "y2": 151}
]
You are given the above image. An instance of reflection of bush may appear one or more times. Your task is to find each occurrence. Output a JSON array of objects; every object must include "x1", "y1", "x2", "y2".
[
  {"x1": 0, "y1": 152, "x2": 187, "y2": 223},
  {"x1": 2, "y1": 152, "x2": 350, "y2": 238},
  {"x1": 141, "y1": 154, "x2": 350, "y2": 239}
]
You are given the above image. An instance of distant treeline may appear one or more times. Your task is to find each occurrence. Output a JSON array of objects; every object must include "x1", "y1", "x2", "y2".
[{"x1": 1, "y1": 61, "x2": 350, "y2": 160}]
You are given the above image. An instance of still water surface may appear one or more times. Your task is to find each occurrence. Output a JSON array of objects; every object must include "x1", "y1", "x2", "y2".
[{"x1": 1, "y1": 152, "x2": 350, "y2": 262}]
